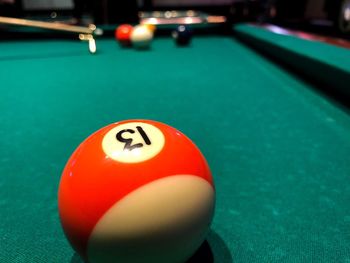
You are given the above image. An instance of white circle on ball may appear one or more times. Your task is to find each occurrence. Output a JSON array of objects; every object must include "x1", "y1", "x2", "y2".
[{"x1": 102, "y1": 122, "x2": 165, "y2": 163}]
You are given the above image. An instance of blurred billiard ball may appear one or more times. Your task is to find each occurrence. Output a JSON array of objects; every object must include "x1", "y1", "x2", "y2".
[
  {"x1": 130, "y1": 24, "x2": 154, "y2": 49},
  {"x1": 115, "y1": 24, "x2": 133, "y2": 46},
  {"x1": 172, "y1": 25, "x2": 193, "y2": 46},
  {"x1": 143, "y1": 23, "x2": 157, "y2": 33},
  {"x1": 58, "y1": 120, "x2": 215, "y2": 263}
]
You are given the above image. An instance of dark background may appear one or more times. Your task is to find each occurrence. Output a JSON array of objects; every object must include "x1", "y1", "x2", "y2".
[{"x1": 0, "y1": 0, "x2": 349, "y2": 36}]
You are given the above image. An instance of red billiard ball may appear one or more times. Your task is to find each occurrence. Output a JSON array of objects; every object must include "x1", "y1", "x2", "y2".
[
  {"x1": 115, "y1": 24, "x2": 133, "y2": 46},
  {"x1": 58, "y1": 120, "x2": 215, "y2": 263}
]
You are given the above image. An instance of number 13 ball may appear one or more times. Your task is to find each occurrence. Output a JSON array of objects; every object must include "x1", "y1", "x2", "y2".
[{"x1": 58, "y1": 120, "x2": 215, "y2": 263}]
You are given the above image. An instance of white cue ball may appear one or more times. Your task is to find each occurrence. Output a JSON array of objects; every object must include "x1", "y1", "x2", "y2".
[{"x1": 131, "y1": 25, "x2": 154, "y2": 49}]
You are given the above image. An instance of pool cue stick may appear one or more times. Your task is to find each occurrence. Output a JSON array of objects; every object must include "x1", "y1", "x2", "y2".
[
  {"x1": 0, "y1": 16, "x2": 99, "y2": 53},
  {"x1": 0, "y1": 16, "x2": 95, "y2": 34}
]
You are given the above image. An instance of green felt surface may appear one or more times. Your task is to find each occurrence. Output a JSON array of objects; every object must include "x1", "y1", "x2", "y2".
[
  {"x1": 234, "y1": 24, "x2": 350, "y2": 97},
  {"x1": 1, "y1": 34, "x2": 350, "y2": 263},
  {"x1": 235, "y1": 24, "x2": 350, "y2": 71}
]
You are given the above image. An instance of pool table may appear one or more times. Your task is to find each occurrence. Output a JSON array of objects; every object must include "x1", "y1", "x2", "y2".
[{"x1": 1, "y1": 23, "x2": 350, "y2": 263}]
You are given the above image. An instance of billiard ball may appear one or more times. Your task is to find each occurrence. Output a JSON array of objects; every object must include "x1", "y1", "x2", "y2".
[
  {"x1": 130, "y1": 25, "x2": 154, "y2": 49},
  {"x1": 115, "y1": 24, "x2": 133, "y2": 46},
  {"x1": 58, "y1": 120, "x2": 215, "y2": 263},
  {"x1": 143, "y1": 23, "x2": 156, "y2": 33},
  {"x1": 172, "y1": 25, "x2": 193, "y2": 46}
]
